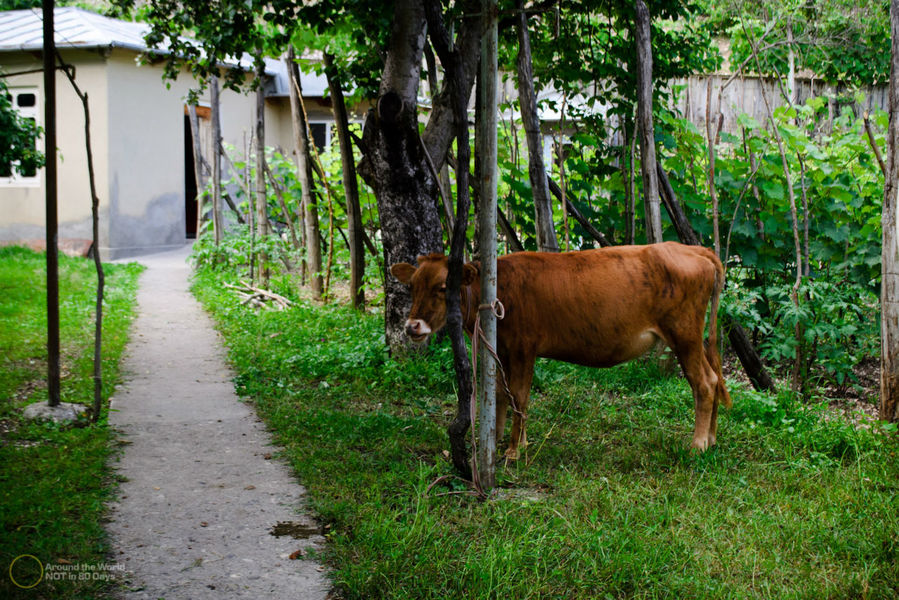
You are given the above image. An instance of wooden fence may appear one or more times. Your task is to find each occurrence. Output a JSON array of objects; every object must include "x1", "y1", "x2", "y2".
[{"x1": 673, "y1": 74, "x2": 888, "y2": 135}]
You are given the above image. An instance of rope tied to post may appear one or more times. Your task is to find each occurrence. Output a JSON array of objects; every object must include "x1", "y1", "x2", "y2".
[{"x1": 468, "y1": 297, "x2": 508, "y2": 497}]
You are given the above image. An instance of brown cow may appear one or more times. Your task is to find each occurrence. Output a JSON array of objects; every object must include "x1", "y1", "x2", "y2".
[{"x1": 390, "y1": 242, "x2": 732, "y2": 459}]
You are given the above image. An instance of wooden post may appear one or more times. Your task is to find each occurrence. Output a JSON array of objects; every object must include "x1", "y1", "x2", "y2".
[
  {"x1": 881, "y1": 0, "x2": 899, "y2": 423},
  {"x1": 210, "y1": 75, "x2": 224, "y2": 246},
  {"x1": 43, "y1": 0, "x2": 60, "y2": 407},
  {"x1": 705, "y1": 78, "x2": 721, "y2": 257},
  {"x1": 477, "y1": 0, "x2": 498, "y2": 491},
  {"x1": 255, "y1": 60, "x2": 269, "y2": 287},
  {"x1": 187, "y1": 103, "x2": 206, "y2": 236},
  {"x1": 58, "y1": 59, "x2": 105, "y2": 421},
  {"x1": 324, "y1": 52, "x2": 365, "y2": 309},
  {"x1": 286, "y1": 46, "x2": 323, "y2": 299}
]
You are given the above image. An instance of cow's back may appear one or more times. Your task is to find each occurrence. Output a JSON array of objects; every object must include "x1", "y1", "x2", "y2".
[{"x1": 495, "y1": 242, "x2": 720, "y2": 367}]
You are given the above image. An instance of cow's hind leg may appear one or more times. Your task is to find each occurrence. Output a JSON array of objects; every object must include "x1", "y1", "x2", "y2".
[
  {"x1": 708, "y1": 396, "x2": 719, "y2": 448},
  {"x1": 674, "y1": 342, "x2": 719, "y2": 451}
]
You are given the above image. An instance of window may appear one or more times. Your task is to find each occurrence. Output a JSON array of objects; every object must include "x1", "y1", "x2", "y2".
[
  {"x1": 1, "y1": 87, "x2": 41, "y2": 186},
  {"x1": 308, "y1": 122, "x2": 332, "y2": 153}
]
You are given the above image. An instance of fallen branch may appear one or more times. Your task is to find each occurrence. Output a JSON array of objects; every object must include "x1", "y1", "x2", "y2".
[{"x1": 224, "y1": 281, "x2": 293, "y2": 310}]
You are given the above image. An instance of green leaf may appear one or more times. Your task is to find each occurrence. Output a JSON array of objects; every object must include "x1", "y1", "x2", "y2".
[{"x1": 759, "y1": 180, "x2": 785, "y2": 201}]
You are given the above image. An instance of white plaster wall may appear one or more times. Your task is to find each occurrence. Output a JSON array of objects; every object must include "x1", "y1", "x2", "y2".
[
  {"x1": 104, "y1": 50, "x2": 187, "y2": 257},
  {"x1": 0, "y1": 49, "x2": 110, "y2": 248},
  {"x1": 1, "y1": 46, "x2": 329, "y2": 258}
]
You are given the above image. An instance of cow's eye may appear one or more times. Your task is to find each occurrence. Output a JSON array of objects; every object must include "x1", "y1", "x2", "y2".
[{"x1": 438, "y1": 286, "x2": 446, "y2": 294}]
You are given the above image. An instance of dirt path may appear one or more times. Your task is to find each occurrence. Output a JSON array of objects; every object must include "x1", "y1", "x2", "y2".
[{"x1": 106, "y1": 244, "x2": 329, "y2": 599}]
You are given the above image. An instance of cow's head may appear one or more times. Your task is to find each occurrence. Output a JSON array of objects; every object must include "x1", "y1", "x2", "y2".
[{"x1": 390, "y1": 254, "x2": 478, "y2": 342}]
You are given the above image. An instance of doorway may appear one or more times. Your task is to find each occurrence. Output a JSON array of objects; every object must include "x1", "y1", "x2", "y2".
[{"x1": 184, "y1": 114, "x2": 198, "y2": 238}]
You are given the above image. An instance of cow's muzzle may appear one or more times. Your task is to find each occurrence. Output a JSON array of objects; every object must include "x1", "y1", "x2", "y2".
[{"x1": 404, "y1": 319, "x2": 432, "y2": 343}]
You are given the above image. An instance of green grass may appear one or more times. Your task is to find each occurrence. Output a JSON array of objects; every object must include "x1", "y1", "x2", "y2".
[
  {"x1": 0, "y1": 246, "x2": 143, "y2": 599},
  {"x1": 192, "y1": 266, "x2": 899, "y2": 599}
]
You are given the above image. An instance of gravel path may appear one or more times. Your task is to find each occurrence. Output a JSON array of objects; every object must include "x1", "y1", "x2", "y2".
[{"x1": 106, "y1": 243, "x2": 330, "y2": 599}]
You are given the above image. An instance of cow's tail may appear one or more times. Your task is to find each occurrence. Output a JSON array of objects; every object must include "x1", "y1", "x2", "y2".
[{"x1": 706, "y1": 255, "x2": 733, "y2": 409}]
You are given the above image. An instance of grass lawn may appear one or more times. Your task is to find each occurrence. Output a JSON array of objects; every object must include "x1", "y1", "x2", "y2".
[
  {"x1": 192, "y1": 267, "x2": 899, "y2": 599},
  {"x1": 0, "y1": 246, "x2": 142, "y2": 599}
]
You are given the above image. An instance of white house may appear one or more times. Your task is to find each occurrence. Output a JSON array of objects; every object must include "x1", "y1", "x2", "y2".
[{"x1": 0, "y1": 7, "x2": 338, "y2": 259}]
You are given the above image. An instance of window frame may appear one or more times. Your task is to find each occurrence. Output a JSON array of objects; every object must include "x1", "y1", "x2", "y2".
[{"x1": 1, "y1": 86, "x2": 42, "y2": 188}]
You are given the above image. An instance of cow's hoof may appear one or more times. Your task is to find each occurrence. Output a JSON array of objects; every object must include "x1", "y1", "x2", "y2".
[{"x1": 690, "y1": 439, "x2": 710, "y2": 452}]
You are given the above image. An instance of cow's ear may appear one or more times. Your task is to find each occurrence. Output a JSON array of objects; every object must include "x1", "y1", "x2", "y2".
[
  {"x1": 462, "y1": 263, "x2": 478, "y2": 287},
  {"x1": 390, "y1": 262, "x2": 416, "y2": 285}
]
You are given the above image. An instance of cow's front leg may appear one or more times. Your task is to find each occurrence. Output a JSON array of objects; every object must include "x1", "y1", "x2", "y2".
[
  {"x1": 495, "y1": 392, "x2": 510, "y2": 448},
  {"x1": 502, "y1": 353, "x2": 535, "y2": 461}
]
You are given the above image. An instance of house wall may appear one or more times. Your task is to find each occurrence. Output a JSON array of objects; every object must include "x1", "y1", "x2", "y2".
[
  {"x1": 265, "y1": 97, "x2": 296, "y2": 156},
  {"x1": 0, "y1": 48, "x2": 111, "y2": 251},
  {"x1": 265, "y1": 95, "x2": 371, "y2": 161},
  {"x1": 0, "y1": 47, "x2": 278, "y2": 259},
  {"x1": 104, "y1": 50, "x2": 271, "y2": 258},
  {"x1": 104, "y1": 50, "x2": 187, "y2": 257}
]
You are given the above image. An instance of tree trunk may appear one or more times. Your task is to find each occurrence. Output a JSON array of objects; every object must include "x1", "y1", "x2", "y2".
[
  {"x1": 516, "y1": 0, "x2": 558, "y2": 253},
  {"x1": 635, "y1": 0, "x2": 662, "y2": 244},
  {"x1": 358, "y1": 0, "x2": 449, "y2": 353},
  {"x1": 864, "y1": 112, "x2": 888, "y2": 176},
  {"x1": 881, "y1": 0, "x2": 899, "y2": 423},
  {"x1": 287, "y1": 46, "x2": 323, "y2": 299},
  {"x1": 422, "y1": 0, "x2": 483, "y2": 478},
  {"x1": 421, "y1": 1, "x2": 483, "y2": 172},
  {"x1": 255, "y1": 61, "x2": 269, "y2": 287},
  {"x1": 210, "y1": 76, "x2": 224, "y2": 246},
  {"x1": 656, "y1": 163, "x2": 700, "y2": 246},
  {"x1": 324, "y1": 52, "x2": 365, "y2": 309},
  {"x1": 557, "y1": 95, "x2": 571, "y2": 251}
]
